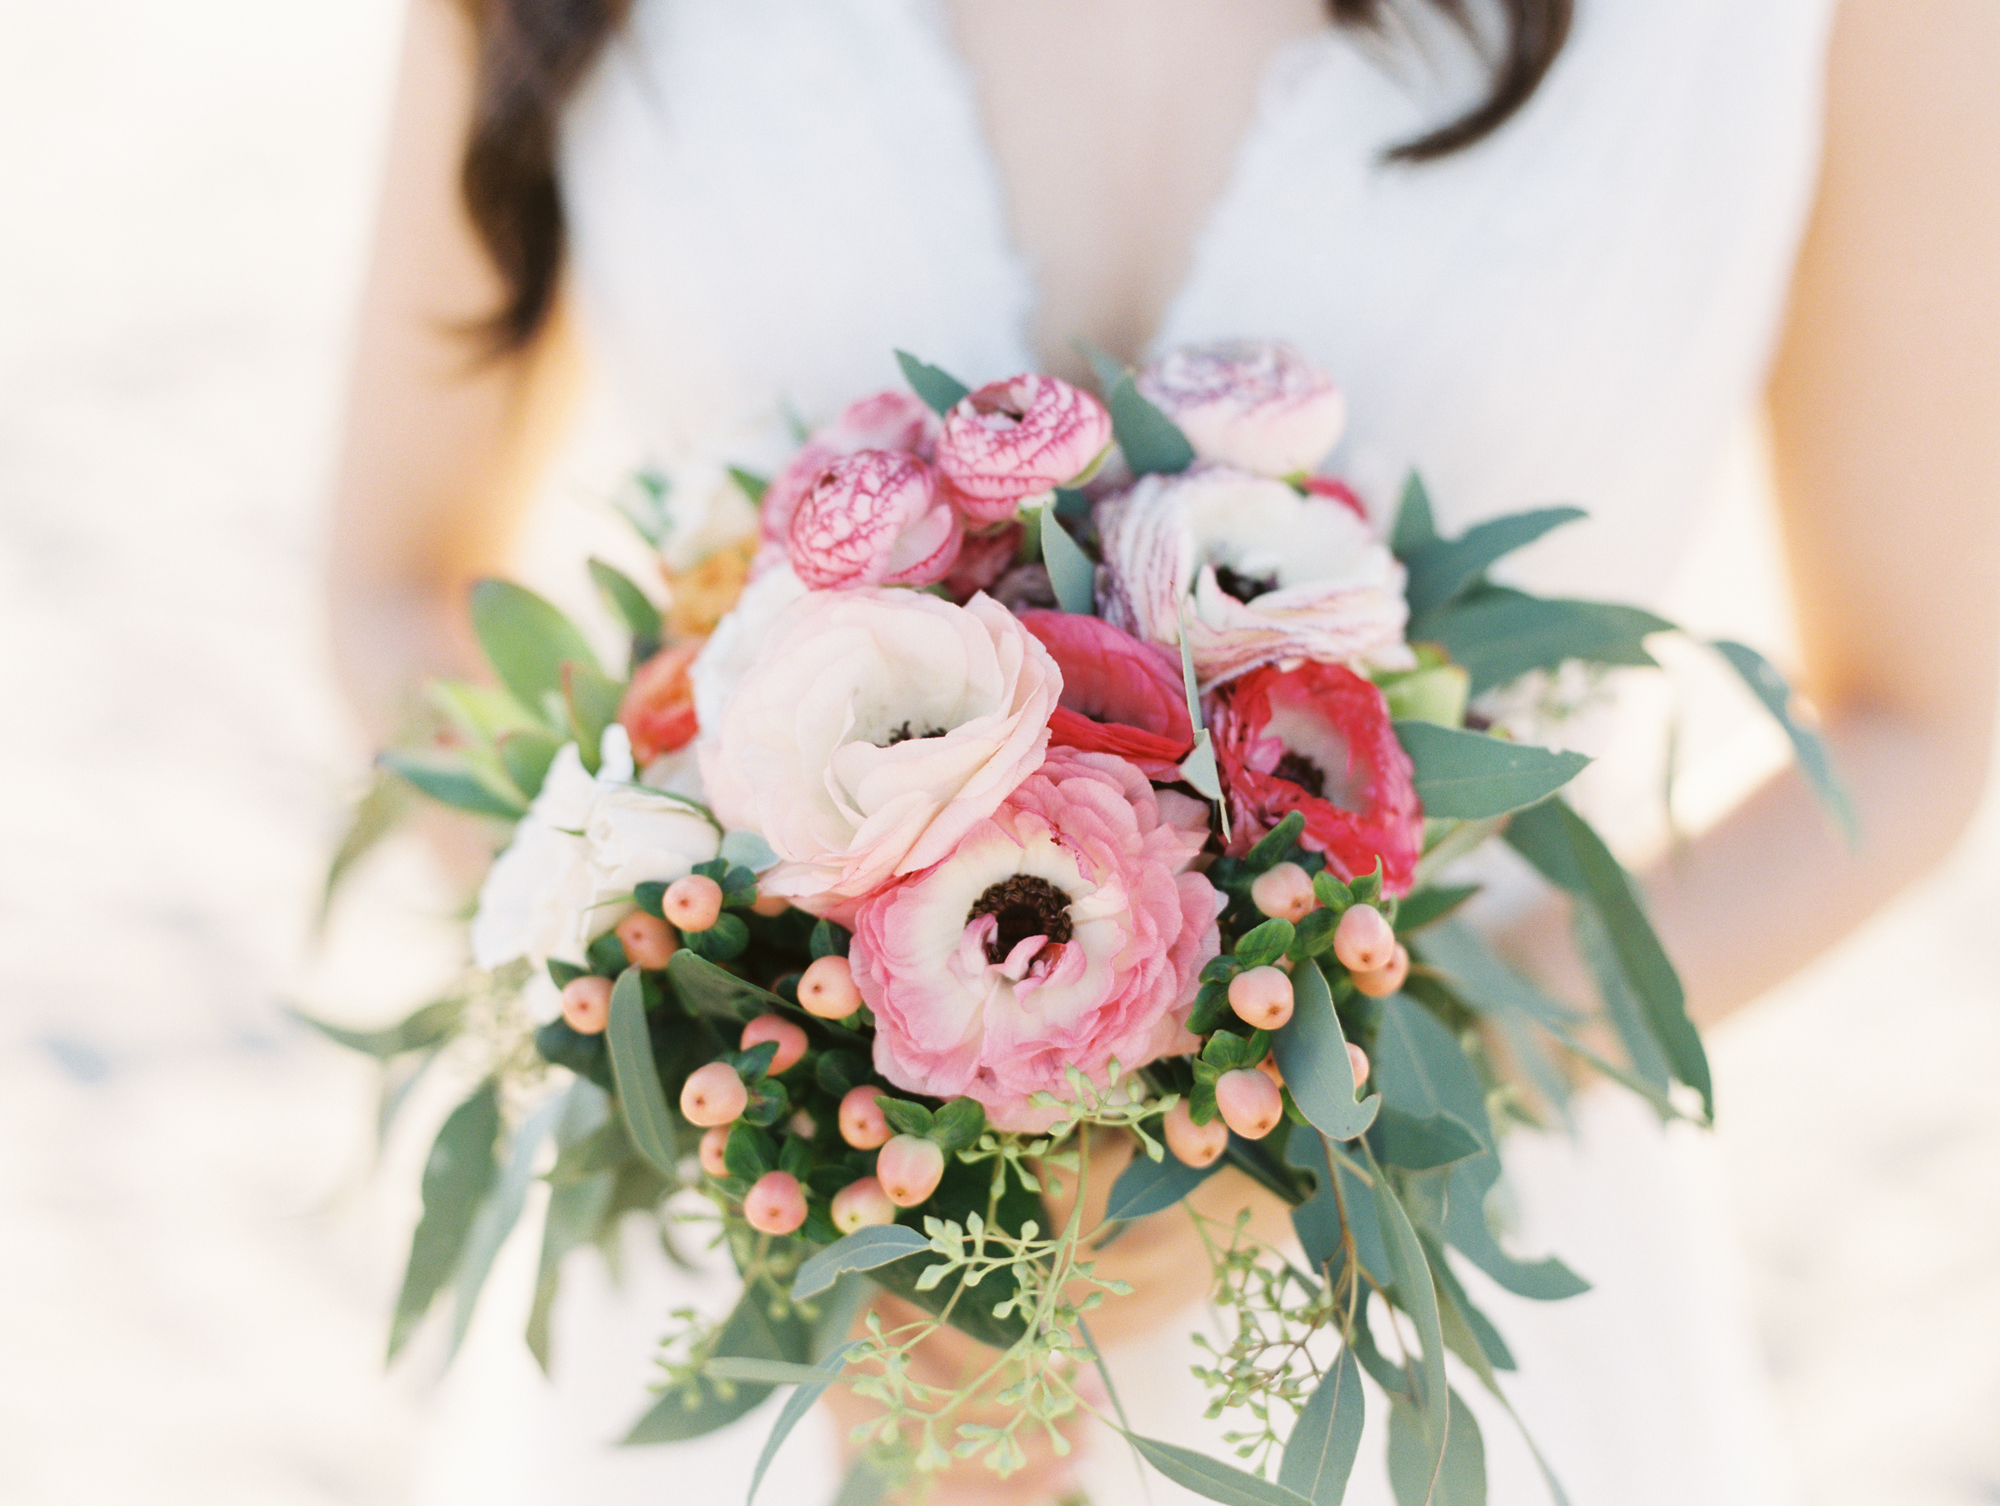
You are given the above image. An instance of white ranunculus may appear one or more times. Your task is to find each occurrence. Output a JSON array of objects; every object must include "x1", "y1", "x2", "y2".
[
  {"x1": 699, "y1": 588, "x2": 1060, "y2": 917},
  {"x1": 1095, "y1": 464, "x2": 1411, "y2": 689},
  {"x1": 689, "y1": 562, "x2": 808, "y2": 741},
  {"x1": 1136, "y1": 340, "x2": 1348, "y2": 477},
  {"x1": 470, "y1": 726, "x2": 720, "y2": 970}
]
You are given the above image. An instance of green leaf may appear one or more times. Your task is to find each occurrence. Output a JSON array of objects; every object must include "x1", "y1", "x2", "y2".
[
  {"x1": 790, "y1": 1225, "x2": 931, "y2": 1300},
  {"x1": 1124, "y1": 1432, "x2": 1313, "y2": 1506},
  {"x1": 1271, "y1": 962, "x2": 1381, "y2": 1142},
  {"x1": 1105, "y1": 1142, "x2": 1225, "y2": 1221},
  {"x1": 1372, "y1": 1160, "x2": 1449, "y2": 1466},
  {"x1": 292, "y1": 995, "x2": 465, "y2": 1060},
  {"x1": 497, "y1": 727, "x2": 562, "y2": 802},
  {"x1": 1572, "y1": 904, "x2": 1672, "y2": 1093},
  {"x1": 728, "y1": 466, "x2": 771, "y2": 507},
  {"x1": 613, "y1": 467, "x2": 673, "y2": 548},
  {"x1": 668, "y1": 949, "x2": 787, "y2": 1024},
  {"x1": 1178, "y1": 730, "x2": 1225, "y2": 803},
  {"x1": 1371, "y1": 995, "x2": 1492, "y2": 1148},
  {"x1": 1234, "y1": 917, "x2": 1297, "y2": 969},
  {"x1": 564, "y1": 659, "x2": 625, "y2": 769},
  {"x1": 1107, "y1": 373, "x2": 1198, "y2": 476},
  {"x1": 1388, "y1": 1389, "x2": 1486, "y2": 1506},
  {"x1": 1402, "y1": 506, "x2": 1586, "y2": 618},
  {"x1": 389, "y1": 1079, "x2": 500, "y2": 1360},
  {"x1": 831, "y1": 1460, "x2": 892, "y2": 1506},
  {"x1": 1411, "y1": 921, "x2": 1582, "y2": 1031},
  {"x1": 1377, "y1": 1107, "x2": 1484, "y2": 1170},
  {"x1": 527, "y1": 1159, "x2": 615, "y2": 1370},
  {"x1": 721, "y1": 829, "x2": 778, "y2": 873},
  {"x1": 1393, "y1": 885, "x2": 1481, "y2": 934},
  {"x1": 745, "y1": 1342, "x2": 864, "y2": 1505},
  {"x1": 318, "y1": 770, "x2": 413, "y2": 928},
  {"x1": 1395, "y1": 722, "x2": 1589, "y2": 819},
  {"x1": 1505, "y1": 800, "x2": 1710, "y2": 1116},
  {"x1": 894, "y1": 349, "x2": 971, "y2": 415},
  {"x1": 1392, "y1": 473, "x2": 1438, "y2": 559},
  {"x1": 930, "y1": 1097, "x2": 987, "y2": 1156},
  {"x1": 1420, "y1": 591, "x2": 1673, "y2": 695},
  {"x1": 469, "y1": 578, "x2": 602, "y2": 724},
  {"x1": 1039, "y1": 504, "x2": 1097, "y2": 614},
  {"x1": 876, "y1": 1098, "x2": 935, "y2": 1138},
  {"x1": 1711, "y1": 639, "x2": 1857, "y2": 844},
  {"x1": 623, "y1": 1287, "x2": 811, "y2": 1444},
  {"x1": 377, "y1": 751, "x2": 526, "y2": 819},
  {"x1": 1245, "y1": 809, "x2": 1307, "y2": 869},
  {"x1": 449, "y1": 1090, "x2": 562, "y2": 1357},
  {"x1": 685, "y1": 910, "x2": 752, "y2": 962},
  {"x1": 606, "y1": 968, "x2": 681, "y2": 1178},
  {"x1": 1442, "y1": 1150, "x2": 1589, "y2": 1302},
  {"x1": 588, "y1": 557, "x2": 664, "y2": 645},
  {"x1": 809, "y1": 920, "x2": 850, "y2": 960},
  {"x1": 1278, "y1": 1348, "x2": 1365, "y2": 1506}
]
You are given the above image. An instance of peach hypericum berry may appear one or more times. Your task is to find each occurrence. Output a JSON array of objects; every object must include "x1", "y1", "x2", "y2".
[
  {"x1": 697, "y1": 1124, "x2": 731, "y2": 1177},
  {"x1": 615, "y1": 910, "x2": 679, "y2": 970},
  {"x1": 662, "y1": 874, "x2": 725, "y2": 932},
  {"x1": 876, "y1": 1135, "x2": 946, "y2": 1207},
  {"x1": 743, "y1": 1171, "x2": 807, "y2": 1235},
  {"x1": 1333, "y1": 903, "x2": 1397, "y2": 974},
  {"x1": 1228, "y1": 966, "x2": 1295, "y2": 1030},
  {"x1": 750, "y1": 891, "x2": 791, "y2": 917},
  {"x1": 1214, "y1": 1067, "x2": 1285, "y2": 1140},
  {"x1": 1350, "y1": 943, "x2": 1411, "y2": 999},
  {"x1": 1163, "y1": 1099, "x2": 1230, "y2": 1167},
  {"x1": 838, "y1": 1086, "x2": 892, "y2": 1150},
  {"x1": 740, "y1": 1013, "x2": 808, "y2": 1075},
  {"x1": 830, "y1": 1177, "x2": 898, "y2": 1233},
  {"x1": 1250, "y1": 862, "x2": 1318, "y2": 923},
  {"x1": 680, "y1": 1062, "x2": 748, "y2": 1127},
  {"x1": 1256, "y1": 1055, "x2": 1285, "y2": 1088},
  {"x1": 559, "y1": 975, "x2": 614, "y2": 1035},
  {"x1": 797, "y1": 954, "x2": 862, "y2": 1019}
]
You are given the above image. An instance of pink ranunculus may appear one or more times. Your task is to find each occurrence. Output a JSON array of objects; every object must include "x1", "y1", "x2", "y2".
[
  {"x1": 934, "y1": 374, "x2": 1114, "y2": 526},
  {"x1": 940, "y1": 522, "x2": 1025, "y2": 603},
  {"x1": 699, "y1": 588, "x2": 1061, "y2": 917},
  {"x1": 617, "y1": 640, "x2": 702, "y2": 765},
  {"x1": 786, "y1": 450, "x2": 962, "y2": 590},
  {"x1": 1208, "y1": 661, "x2": 1423, "y2": 896},
  {"x1": 1095, "y1": 464, "x2": 1410, "y2": 689},
  {"x1": 852, "y1": 750, "x2": 1220, "y2": 1131},
  {"x1": 1302, "y1": 475, "x2": 1369, "y2": 521},
  {"x1": 1016, "y1": 611, "x2": 1195, "y2": 781},
  {"x1": 756, "y1": 391, "x2": 942, "y2": 571},
  {"x1": 1136, "y1": 341, "x2": 1346, "y2": 477}
]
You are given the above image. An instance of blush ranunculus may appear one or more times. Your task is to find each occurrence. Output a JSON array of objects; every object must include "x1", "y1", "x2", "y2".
[
  {"x1": 1136, "y1": 340, "x2": 1346, "y2": 477},
  {"x1": 1095, "y1": 464, "x2": 1410, "y2": 689},
  {"x1": 698, "y1": 589, "x2": 1061, "y2": 916},
  {"x1": 1208, "y1": 661, "x2": 1423, "y2": 896},
  {"x1": 757, "y1": 391, "x2": 941, "y2": 569},
  {"x1": 617, "y1": 641, "x2": 702, "y2": 764},
  {"x1": 934, "y1": 374, "x2": 1113, "y2": 525},
  {"x1": 852, "y1": 750, "x2": 1220, "y2": 1131},
  {"x1": 1015, "y1": 610, "x2": 1194, "y2": 781},
  {"x1": 786, "y1": 450, "x2": 962, "y2": 590},
  {"x1": 940, "y1": 522, "x2": 1025, "y2": 603}
]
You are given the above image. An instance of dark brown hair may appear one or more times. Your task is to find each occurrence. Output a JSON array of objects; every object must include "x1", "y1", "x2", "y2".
[{"x1": 459, "y1": 0, "x2": 1572, "y2": 352}]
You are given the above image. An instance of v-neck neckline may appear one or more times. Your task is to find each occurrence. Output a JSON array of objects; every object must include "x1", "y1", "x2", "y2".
[{"x1": 911, "y1": 0, "x2": 1333, "y2": 372}]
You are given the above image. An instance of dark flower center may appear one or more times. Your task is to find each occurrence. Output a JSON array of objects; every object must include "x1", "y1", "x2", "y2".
[
  {"x1": 882, "y1": 721, "x2": 948, "y2": 746},
  {"x1": 1273, "y1": 751, "x2": 1327, "y2": 799},
  {"x1": 966, "y1": 874, "x2": 1075, "y2": 964},
  {"x1": 1213, "y1": 563, "x2": 1278, "y2": 603}
]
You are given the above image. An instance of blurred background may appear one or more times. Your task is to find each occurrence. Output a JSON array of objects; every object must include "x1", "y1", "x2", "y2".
[{"x1": 3, "y1": 3, "x2": 1997, "y2": 1502}]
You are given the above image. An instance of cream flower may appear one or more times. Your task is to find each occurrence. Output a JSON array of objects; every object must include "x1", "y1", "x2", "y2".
[
  {"x1": 1095, "y1": 464, "x2": 1410, "y2": 688},
  {"x1": 699, "y1": 588, "x2": 1060, "y2": 915}
]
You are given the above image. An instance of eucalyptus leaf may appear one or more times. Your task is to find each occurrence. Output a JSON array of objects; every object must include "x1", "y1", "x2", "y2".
[
  {"x1": 1392, "y1": 884, "x2": 1482, "y2": 935},
  {"x1": 1377, "y1": 1107, "x2": 1484, "y2": 1170},
  {"x1": 706, "y1": 1356, "x2": 836, "y2": 1387},
  {"x1": 1272, "y1": 962, "x2": 1381, "y2": 1141},
  {"x1": 623, "y1": 1286, "x2": 811, "y2": 1444},
  {"x1": 1105, "y1": 1141, "x2": 1224, "y2": 1221},
  {"x1": 1285, "y1": 1130, "x2": 1390, "y2": 1284},
  {"x1": 895, "y1": 349, "x2": 971, "y2": 415},
  {"x1": 1412, "y1": 921, "x2": 1583, "y2": 1031},
  {"x1": 1712, "y1": 638, "x2": 1857, "y2": 843},
  {"x1": 1395, "y1": 722, "x2": 1590, "y2": 820},
  {"x1": 1124, "y1": 1432, "x2": 1313, "y2": 1506},
  {"x1": 668, "y1": 949, "x2": 787, "y2": 1024},
  {"x1": 1387, "y1": 1390, "x2": 1486, "y2": 1506},
  {"x1": 1441, "y1": 1151, "x2": 1589, "y2": 1301},
  {"x1": 318, "y1": 770, "x2": 412, "y2": 927},
  {"x1": 1371, "y1": 996, "x2": 1492, "y2": 1149},
  {"x1": 1039, "y1": 503, "x2": 1097, "y2": 615},
  {"x1": 1505, "y1": 799, "x2": 1710, "y2": 1116},
  {"x1": 1401, "y1": 506, "x2": 1586, "y2": 618},
  {"x1": 1178, "y1": 730, "x2": 1226, "y2": 803},
  {"x1": 607, "y1": 968, "x2": 680, "y2": 1177},
  {"x1": 588, "y1": 557, "x2": 664, "y2": 646},
  {"x1": 389, "y1": 1079, "x2": 500, "y2": 1360},
  {"x1": 449, "y1": 1090, "x2": 562, "y2": 1357},
  {"x1": 745, "y1": 1342, "x2": 864, "y2": 1504},
  {"x1": 564, "y1": 660, "x2": 625, "y2": 770},
  {"x1": 728, "y1": 466, "x2": 770, "y2": 507},
  {"x1": 1392, "y1": 473, "x2": 1438, "y2": 559},
  {"x1": 831, "y1": 1460, "x2": 892, "y2": 1506},
  {"x1": 1420, "y1": 591, "x2": 1673, "y2": 694},
  {"x1": 720, "y1": 828, "x2": 779, "y2": 873},
  {"x1": 497, "y1": 728, "x2": 563, "y2": 802},
  {"x1": 377, "y1": 751, "x2": 526, "y2": 819},
  {"x1": 1277, "y1": 1348, "x2": 1365, "y2": 1506},
  {"x1": 292, "y1": 995, "x2": 465, "y2": 1060},
  {"x1": 1372, "y1": 1161, "x2": 1449, "y2": 1459},
  {"x1": 790, "y1": 1225, "x2": 930, "y2": 1301},
  {"x1": 469, "y1": 578, "x2": 602, "y2": 724},
  {"x1": 1106, "y1": 373, "x2": 1198, "y2": 476}
]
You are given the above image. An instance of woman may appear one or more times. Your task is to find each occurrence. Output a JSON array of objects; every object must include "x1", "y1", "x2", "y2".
[{"x1": 327, "y1": 1, "x2": 2000, "y2": 1501}]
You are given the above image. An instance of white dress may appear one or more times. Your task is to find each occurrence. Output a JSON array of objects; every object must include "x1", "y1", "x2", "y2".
[{"x1": 416, "y1": 1, "x2": 1835, "y2": 1501}]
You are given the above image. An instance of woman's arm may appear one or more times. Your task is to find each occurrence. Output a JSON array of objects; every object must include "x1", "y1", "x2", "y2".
[
  {"x1": 327, "y1": 0, "x2": 582, "y2": 747},
  {"x1": 1648, "y1": 0, "x2": 2000, "y2": 1027}
]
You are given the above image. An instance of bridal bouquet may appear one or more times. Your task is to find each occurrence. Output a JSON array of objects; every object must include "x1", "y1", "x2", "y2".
[{"x1": 325, "y1": 341, "x2": 1844, "y2": 1505}]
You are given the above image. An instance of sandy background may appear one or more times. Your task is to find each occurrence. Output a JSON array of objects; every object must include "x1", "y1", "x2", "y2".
[{"x1": 2, "y1": 3, "x2": 1997, "y2": 1502}]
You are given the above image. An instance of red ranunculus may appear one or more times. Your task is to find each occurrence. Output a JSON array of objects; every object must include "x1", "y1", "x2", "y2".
[
  {"x1": 1016, "y1": 610, "x2": 1194, "y2": 781},
  {"x1": 1209, "y1": 661, "x2": 1422, "y2": 894}
]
